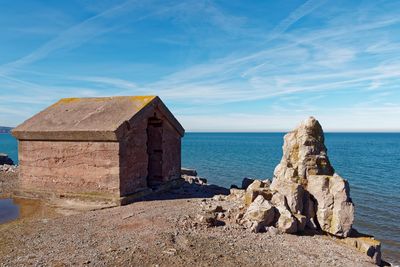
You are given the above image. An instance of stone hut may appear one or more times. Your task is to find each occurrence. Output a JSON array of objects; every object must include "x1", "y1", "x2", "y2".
[{"x1": 12, "y1": 96, "x2": 184, "y2": 204}]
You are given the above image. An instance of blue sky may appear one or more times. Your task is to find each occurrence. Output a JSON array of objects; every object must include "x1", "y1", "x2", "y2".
[{"x1": 0, "y1": 0, "x2": 399, "y2": 131}]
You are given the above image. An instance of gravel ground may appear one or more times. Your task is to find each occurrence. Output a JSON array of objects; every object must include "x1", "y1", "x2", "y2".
[{"x1": 0, "y1": 171, "x2": 377, "y2": 267}]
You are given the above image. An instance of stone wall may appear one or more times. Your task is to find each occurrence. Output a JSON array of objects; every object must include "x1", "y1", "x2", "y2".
[
  {"x1": 18, "y1": 140, "x2": 120, "y2": 199},
  {"x1": 118, "y1": 107, "x2": 182, "y2": 196},
  {"x1": 119, "y1": 116, "x2": 149, "y2": 197},
  {"x1": 162, "y1": 118, "x2": 181, "y2": 182}
]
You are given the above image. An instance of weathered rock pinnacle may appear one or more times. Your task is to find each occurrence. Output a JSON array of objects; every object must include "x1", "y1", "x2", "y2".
[{"x1": 271, "y1": 116, "x2": 354, "y2": 237}]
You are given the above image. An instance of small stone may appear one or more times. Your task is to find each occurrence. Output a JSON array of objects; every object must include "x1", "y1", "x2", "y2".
[
  {"x1": 196, "y1": 214, "x2": 217, "y2": 227},
  {"x1": 162, "y1": 248, "x2": 177, "y2": 256},
  {"x1": 212, "y1": 195, "x2": 226, "y2": 201},
  {"x1": 216, "y1": 212, "x2": 225, "y2": 220}
]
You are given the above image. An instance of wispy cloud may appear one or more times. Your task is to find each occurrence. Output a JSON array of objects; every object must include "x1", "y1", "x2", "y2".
[
  {"x1": 1, "y1": 1, "x2": 400, "y2": 130},
  {"x1": 0, "y1": 1, "x2": 136, "y2": 75},
  {"x1": 0, "y1": 0, "x2": 207, "y2": 75},
  {"x1": 266, "y1": 0, "x2": 327, "y2": 41}
]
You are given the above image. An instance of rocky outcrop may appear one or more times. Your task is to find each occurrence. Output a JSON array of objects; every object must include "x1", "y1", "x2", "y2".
[
  {"x1": 187, "y1": 117, "x2": 380, "y2": 264},
  {"x1": 0, "y1": 153, "x2": 14, "y2": 165},
  {"x1": 271, "y1": 117, "x2": 354, "y2": 237},
  {"x1": 273, "y1": 117, "x2": 334, "y2": 184}
]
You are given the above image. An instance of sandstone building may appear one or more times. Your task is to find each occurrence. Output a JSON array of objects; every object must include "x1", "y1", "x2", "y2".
[{"x1": 12, "y1": 96, "x2": 184, "y2": 204}]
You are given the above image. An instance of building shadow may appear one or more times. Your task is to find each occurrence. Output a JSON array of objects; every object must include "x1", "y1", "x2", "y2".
[{"x1": 134, "y1": 179, "x2": 230, "y2": 202}]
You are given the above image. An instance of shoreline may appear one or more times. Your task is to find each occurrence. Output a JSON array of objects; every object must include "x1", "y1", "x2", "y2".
[{"x1": 0, "y1": 169, "x2": 391, "y2": 266}]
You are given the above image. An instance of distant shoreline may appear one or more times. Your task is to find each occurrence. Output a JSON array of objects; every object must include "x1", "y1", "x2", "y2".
[{"x1": 0, "y1": 126, "x2": 12, "y2": 134}]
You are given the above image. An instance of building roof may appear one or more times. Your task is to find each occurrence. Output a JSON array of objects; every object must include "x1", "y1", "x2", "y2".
[{"x1": 12, "y1": 96, "x2": 184, "y2": 141}]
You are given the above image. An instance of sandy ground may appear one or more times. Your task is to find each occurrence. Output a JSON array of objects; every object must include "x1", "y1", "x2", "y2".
[{"x1": 0, "y1": 171, "x2": 377, "y2": 267}]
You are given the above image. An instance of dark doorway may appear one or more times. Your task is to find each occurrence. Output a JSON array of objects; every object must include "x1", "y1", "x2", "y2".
[{"x1": 147, "y1": 117, "x2": 163, "y2": 187}]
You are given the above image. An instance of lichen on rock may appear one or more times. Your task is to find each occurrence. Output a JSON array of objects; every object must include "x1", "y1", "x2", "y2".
[{"x1": 270, "y1": 116, "x2": 354, "y2": 237}]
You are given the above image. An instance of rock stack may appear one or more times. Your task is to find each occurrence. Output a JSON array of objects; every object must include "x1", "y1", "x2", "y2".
[
  {"x1": 233, "y1": 117, "x2": 354, "y2": 237},
  {"x1": 270, "y1": 116, "x2": 354, "y2": 237},
  {"x1": 194, "y1": 117, "x2": 380, "y2": 264}
]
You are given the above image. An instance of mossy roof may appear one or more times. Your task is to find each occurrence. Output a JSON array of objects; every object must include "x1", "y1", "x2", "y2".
[{"x1": 12, "y1": 96, "x2": 184, "y2": 141}]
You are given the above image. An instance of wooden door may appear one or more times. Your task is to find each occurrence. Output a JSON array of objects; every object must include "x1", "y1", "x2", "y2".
[{"x1": 147, "y1": 118, "x2": 163, "y2": 186}]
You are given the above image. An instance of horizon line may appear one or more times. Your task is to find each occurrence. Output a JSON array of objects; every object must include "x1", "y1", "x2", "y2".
[{"x1": 1, "y1": 126, "x2": 400, "y2": 134}]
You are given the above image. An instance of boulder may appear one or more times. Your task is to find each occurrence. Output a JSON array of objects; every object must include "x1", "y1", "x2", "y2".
[
  {"x1": 0, "y1": 153, "x2": 14, "y2": 165},
  {"x1": 307, "y1": 174, "x2": 354, "y2": 236},
  {"x1": 270, "y1": 191, "x2": 298, "y2": 233},
  {"x1": 271, "y1": 117, "x2": 354, "y2": 237},
  {"x1": 243, "y1": 195, "x2": 275, "y2": 227},
  {"x1": 270, "y1": 191, "x2": 287, "y2": 207},
  {"x1": 270, "y1": 178, "x2": 304, "y2": 214},
  {"x1": 244, "y1": 180, "x2": 273, "y2": 206},
  {"x1": 275, "y1": 204, "x2": 297, "y2": 234}
]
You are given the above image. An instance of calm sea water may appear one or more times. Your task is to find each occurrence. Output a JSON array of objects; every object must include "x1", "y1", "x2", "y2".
[{"x1": 1, "y1": 133, "x2": 399, "y2": 264}]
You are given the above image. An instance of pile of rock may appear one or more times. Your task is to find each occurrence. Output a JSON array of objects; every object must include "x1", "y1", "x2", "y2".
[
  {"x1": 220, "y1": 117, "x2": 354, "y2": 237},
  {"x1": 181, "y1": 168, "x2": 208, "y2": 185},
  {"x1": 0, "y1": 164, "x2": 18, "y2": 173},
  {"x1": 207, "y1": 117, "x2": 381, "y2": 264},
  {"x1": 270, "y1": 117, "x2": 354, "y2": 237}
]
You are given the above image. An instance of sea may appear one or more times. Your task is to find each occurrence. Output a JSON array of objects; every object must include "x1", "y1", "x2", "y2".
[{"x1": 1, "y1": 132, "x2": 399, "y2": 264}]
